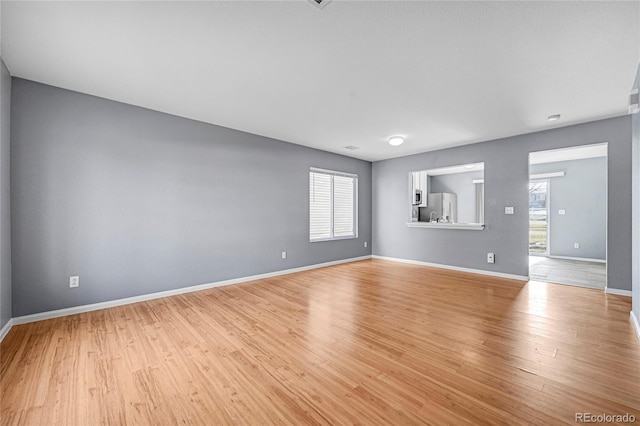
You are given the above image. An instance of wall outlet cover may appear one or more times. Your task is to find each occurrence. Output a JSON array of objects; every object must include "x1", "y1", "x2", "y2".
[
  {"x1": 559, "y1": 209, "x2": 566, "y2": 215},
  {"x1": 487, "y1": 253, "x2": 495, "y2": 264},
  {"x1": 505, "y1": 207, "x2": 514, "y2": 215},
  {"x1": 69, "y1": 276, "x2": 79, "y2": 288},
  {"x1": 281, "y1": 251, "x2": 287, "y2": 259}
]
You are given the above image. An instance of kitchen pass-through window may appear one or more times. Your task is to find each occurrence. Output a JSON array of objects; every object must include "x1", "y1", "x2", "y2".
[{"x1": 309, "y1": 167, "x2": 358, "y2": 241}]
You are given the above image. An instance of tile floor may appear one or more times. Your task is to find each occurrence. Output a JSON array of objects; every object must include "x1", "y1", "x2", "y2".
[{"x1": 529, "y1": 256, "x2": 606, "y2": 290}]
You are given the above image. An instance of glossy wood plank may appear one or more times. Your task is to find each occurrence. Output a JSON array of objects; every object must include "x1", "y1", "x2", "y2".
[{"x1": 2, "y1": 259, "x2": 639, "y2": 425}]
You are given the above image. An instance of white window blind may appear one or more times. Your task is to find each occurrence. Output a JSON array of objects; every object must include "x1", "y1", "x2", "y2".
[{"x1": 309, "y1": 168, "x2": 358, "y2": 241}]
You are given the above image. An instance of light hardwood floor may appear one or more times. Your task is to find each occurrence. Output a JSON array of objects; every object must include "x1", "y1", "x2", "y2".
[{"x1": 1, "y1": 259, "x2": 639, "y2": 425}]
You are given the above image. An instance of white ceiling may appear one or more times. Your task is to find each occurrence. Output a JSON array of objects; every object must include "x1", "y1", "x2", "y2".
[{"x1": 2, "y1": 1, "x2": 638, "y2": 162}]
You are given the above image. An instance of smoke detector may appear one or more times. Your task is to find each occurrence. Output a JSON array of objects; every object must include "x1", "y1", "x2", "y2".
[{"x1": 307, "y1": 0, "x2": 333, "y2": 10}]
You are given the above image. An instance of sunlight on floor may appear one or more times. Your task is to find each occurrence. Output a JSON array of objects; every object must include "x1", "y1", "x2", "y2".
[{"x1": 527, "y1": 281, "x2": 548, "y2": 317}]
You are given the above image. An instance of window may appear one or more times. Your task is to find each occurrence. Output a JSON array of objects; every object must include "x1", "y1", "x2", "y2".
[{"x1": 309, "y1": 167, "x2": 358, "y2": 241}]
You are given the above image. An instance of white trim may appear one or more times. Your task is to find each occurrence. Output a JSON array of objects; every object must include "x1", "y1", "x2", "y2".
[
  {"x1": 406, "y1": 222, "x2": 484, "y2": 230},
  {"x1": 529, "y1": 143, "x2": 607, "y2": 165},
  {"x1": 631, "y1": 311, "x2": 640, "y2": 342},
  {"x1": 309, "y1": 169, "x2": 358, "y2": 242},
  {"x1": 472, "y1": 179, "x2": 484, "y2": 184},
  {"x1": 530, "y1": 171, "x2": 565, "y2": 180},
  {"x1": 605, "y1": 288, "x2": 632, "y2": 297},
  {"x1": 310, "y1": 235, "x2": 357, "y2": 243},
  {"x1": 548, "y1": 255, "x2": 607, "y2": 264},
  {"x1": 422, "y1": 162, "x2": 484, "y2": 177},
  {"x1": 12, "y1": 256, "x2": 372, "y2": 326},
  {"x1": 309, "y1": 167, "x2": 357, "y2": 179},
  {"x1": 0, "y1": 319, "x2": 14, "y2": 343},
  {"x1": 372, "y1": 255, "x2": 529, "y2": 281}
]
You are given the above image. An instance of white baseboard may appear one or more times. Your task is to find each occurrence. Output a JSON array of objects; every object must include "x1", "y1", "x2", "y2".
[
  {"x1": 548, "y1": 255, "x2": 606, "y2": 264},
  {"x1": 11, "y1": 255, "x2": 372, "y2": 326},
  {"x1": 371, "y1": 255, "x2": 529, "y2": 281},
  {"x1": 631, "y1": 311, "x2": 640, "y2": 342},
  {"x1": 605, "y1": 288, "x2": 632, "y2": 297},
  {"x1": 0, "y1": 318, "x2": 14, "y2": 343}
]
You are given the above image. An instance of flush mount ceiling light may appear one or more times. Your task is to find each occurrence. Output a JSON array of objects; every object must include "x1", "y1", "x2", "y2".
[
  {"x1": 388, "y1": 136, "x2": 404, "y2": 146},
  {"x1": 547, "y1": 114, "x2": 561, "y2": 122}
]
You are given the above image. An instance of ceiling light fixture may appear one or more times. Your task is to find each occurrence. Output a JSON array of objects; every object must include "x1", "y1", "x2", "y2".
[
  {"x1": 388, "y1": 136, "x2": 404, "y2": 146},
  {"x1": 547, "y1": 114, "x2": 561, "y2": 122}
]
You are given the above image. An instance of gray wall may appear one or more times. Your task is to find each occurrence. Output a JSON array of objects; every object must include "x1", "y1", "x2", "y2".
[
  {"x1": 373, "y1": 115, "x2": 632, "y2": 290},
  {"x1": 530, "y1": 158, "x2": 607, "y2": 260},
  {"x1": 632, "y1": 64, "x2": 639, "y2": 324},
  {"x1": 429, "y1": 170, "x2": 483, "y2": 224},
  {"x1": 0, "y1": 59, "x2": 11, "y2": 329},
  {"x1": 11, "y1": 78, "x2": 372, "y2": 317}
]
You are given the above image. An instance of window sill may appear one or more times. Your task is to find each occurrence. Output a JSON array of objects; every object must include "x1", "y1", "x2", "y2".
[
  {"x1": 406, "y1": 222, "x2": 484, "y2": 230},
  {"x1": 310, "y1": 235, "x2": 357, "y2": 242}
]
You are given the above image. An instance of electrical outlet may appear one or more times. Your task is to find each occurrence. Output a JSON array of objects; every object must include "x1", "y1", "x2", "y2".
[
  {"x1": 69, "y1": 276, "x2": 79, "y2": 288},
  {"x1": 487, "y1": 253, "x2": 495, "y2": 264},
  {"x1": 574, "y1": 243, "x2": 580, "y2": 249},
  {"x1": 504, "y1": 207, "x2": 514, "y2": 215},
  {"x1": 281, "y1": 251, "x2": 287, "y2": 259},
  {"x1": 364, "y1": 242, "x2": 368, "y2": 248},
  {"x1": 559, "y1": 209, "x2": 566, "y2": 215}
]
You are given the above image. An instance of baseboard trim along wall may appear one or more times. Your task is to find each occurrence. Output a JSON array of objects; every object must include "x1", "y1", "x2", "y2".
[
  {"x1": 372, "y1": 255, "x2": 530, "y2": 281},
  {"x1": 0, "y1": 319, "x2": 14, "y2": 342},
  {"x1": 631, "y1": 311, "x2": 640, "y2": 342},
  {"x1": 2, "y1": 255, "x2": 633, "y2": 343},
  {"x1": 605, "y1": 288, "x2": 633, "y2": 297},
  {"x1": 4, "y1": 255, "x2": 372, "y2": 336}
]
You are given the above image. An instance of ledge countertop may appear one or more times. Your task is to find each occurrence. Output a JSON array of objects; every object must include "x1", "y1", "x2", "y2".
[{"x1": 406, "y1": 222, "x2": 485, "y2": 230}]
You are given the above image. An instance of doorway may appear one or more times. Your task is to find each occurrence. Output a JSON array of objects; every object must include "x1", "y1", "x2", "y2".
[{"x1": 528, "y1": 143, "x2": 608, "y2": 290}]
